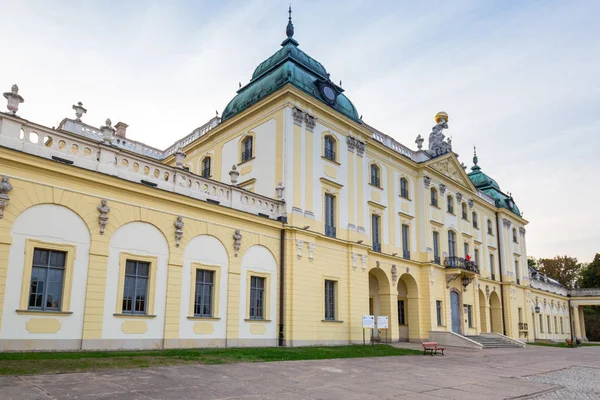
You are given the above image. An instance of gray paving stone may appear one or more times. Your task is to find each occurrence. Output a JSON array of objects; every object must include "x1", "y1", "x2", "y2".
[{"x1": 3, "y1": 346, "x2": 600, "y2": 400}]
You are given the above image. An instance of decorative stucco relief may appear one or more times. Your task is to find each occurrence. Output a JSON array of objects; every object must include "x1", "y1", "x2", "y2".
[
  {"x1": 174, "y1": 216, "x2": 184, "y2": 247},
  {"x1": 97, "y1": 199, "x2": 110, "y2": 235},
  {"x1": 429, "y1": 159, "x2": 463, "y2": 185},
  {"x1": 0, "y1": 176, "x2": 13, "y2": 219}
]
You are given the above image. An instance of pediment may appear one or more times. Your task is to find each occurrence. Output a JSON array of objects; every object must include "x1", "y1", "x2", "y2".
[{"x1": 426, "y1": 154, "x2": 475, "y2": 190}]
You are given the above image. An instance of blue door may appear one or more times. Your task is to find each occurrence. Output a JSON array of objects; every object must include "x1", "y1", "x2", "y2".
[{"x1": 450, "y1": 291, "x2": 461, "y2": 334}]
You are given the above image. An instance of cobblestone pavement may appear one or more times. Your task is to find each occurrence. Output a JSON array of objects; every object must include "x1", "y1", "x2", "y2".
[
  {"x1": 523, "y1": 366, "x2": 600, "y2": 399},
  {"x1": 2, "y1": 345, "x2": 600, "y2": 399}
]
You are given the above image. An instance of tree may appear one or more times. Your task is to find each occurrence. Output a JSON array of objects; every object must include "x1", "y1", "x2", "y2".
[
  {"x1": 527, "y1": 257, "x2": 538, "y2": 270},
  {"x1": 579, "y1": 253, "x2": 600, "y2": 288},
  {"x1": 537, "y1": 256, "x2": 583, "y2": 289}
]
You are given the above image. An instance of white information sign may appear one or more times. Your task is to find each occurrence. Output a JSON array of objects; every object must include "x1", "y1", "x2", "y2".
[
  {"x1": 362, "y1": 315, "x2": 375, "y2": 329},
  {"x1": 377, "y1": 316, "x2": 389, "y2": 329}
]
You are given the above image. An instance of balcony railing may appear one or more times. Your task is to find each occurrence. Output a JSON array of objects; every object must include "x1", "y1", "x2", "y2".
[
  {"x1": 444, "y1": 257, "x2": 480, "y2": 274},
  {"x1": 373, "y1": 242, "x2": 381, "y2": 252},
  {"x1": 433, "y1": 255, "x2": 441, "y2": 265},
  {"x1": 403, "y1": 250, "x2": 410, "y2": 260},
  {"x1": 518, "y1": 322, "x2": 528, "y2": 331},
  {"x1": 0, "y1": 113, "x2": 284, "y2": 221}
]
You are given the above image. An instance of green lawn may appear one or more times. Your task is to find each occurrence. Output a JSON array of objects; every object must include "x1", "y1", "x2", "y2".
[
  {"x1": 528, "y1": 341, "x2": 600, "y2": 348},
  {"x1": 0, "y1": 345, "x2": 421, "y2": 376}
]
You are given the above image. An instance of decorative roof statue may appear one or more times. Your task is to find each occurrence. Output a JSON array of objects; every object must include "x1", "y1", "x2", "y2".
[
  {"x1": 3, "y1": 84, "x2": 24, "y2": 115},
  {"x1": 428, "y1": 112, "x2": 452, "y2": 157},
  {"x1": 72, "y1": 102, "x2": 87, "y2": 122}
]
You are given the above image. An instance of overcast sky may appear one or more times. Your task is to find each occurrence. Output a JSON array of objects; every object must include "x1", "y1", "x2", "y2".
[{"x1": 1, "y1": 1, "x2": 598, "y2": 262}]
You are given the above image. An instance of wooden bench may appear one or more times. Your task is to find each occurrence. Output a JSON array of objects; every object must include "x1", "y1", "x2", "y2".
[{"x1": 422, "y1": 341, "x2": 445, "y2": 356}]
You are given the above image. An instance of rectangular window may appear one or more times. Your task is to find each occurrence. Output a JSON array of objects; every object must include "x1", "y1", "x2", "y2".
[
  {"x1": 324, "y1": 193, "x2": 336, "y2": 238},
  {"x1": 430, "y1": 189, "x2": 438, "y2": 207},
  {"x1": 467, "y1": 305, "x2": 473, "y2": 328},
  {"x1": 436, "y1": 300, "x2": 443, "y2": 326},
  {"x1": 547, "y1": 316, "x2": 552, "y2": 333},
  {"x1": 554, "y1": 317, "x2": 558, "y2": 333},
  {"x1": 398, "y1": 300, "x2": 405, "y2": 325},
  {"x1": 122, "y1": 260, "x2": 150, "y2": 314},
  {"x1": 518, "y1": 307, "x2": 523, "y2": 323},
  {"x1": 560, "y1": 317, "x2": 564, "y2": 334},
  {"x1": 433, "y1": 231, "x2": 440, "y2": 264},
  {"x1": 448, "y1": 231, "x2": 456, "y2": 258},
  {"x1": 201, "y1": 158, "x2": 211, "y2": 178},
  {"x1": 515, "y1": 260, "x2": 520, "y2": 285},
  {"x1": 324, "y1": 280, "x2": 336, "y2": 321},
  {"x1": 194, "y1": 269, "x2": 214, "y2": 317},
  {"x1": 490, "y1": 254, "x2": 495, "y2": 280},
  {"x1": 28, "y1": 248, "x2": 66, "y2": 311},
  {"x1": 400, "y1": 178, "x2": 409, "y2": 199},
  {"x1": 402, "y1": 224, "x2": 410, "y2": 260},
  {"x1": 241, "y1": 137, "x2": 253, "y2": 163},
  {"x1": 474, "y1": 248, "x2": 480, "y2": 267},
  {"x1": 539, "y1": 314, "x2": 544, "y2": 333},
  {"x1": 464, "y1": 242, "x2": 469, "y2": 258},
  {"x1": 472, "y1": 212, "x2": 478, "y2": 228},
  {"x1": 249, "y1": 276, "x2": 265, "y2": 320},
  {"x1": 372, "y1": 214, "x2": 381, "y2": 252}
]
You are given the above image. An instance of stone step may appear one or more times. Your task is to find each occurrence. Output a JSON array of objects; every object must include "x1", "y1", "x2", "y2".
[{"x1": 465, "y1": 335, "x2": 523, "y2": 348}]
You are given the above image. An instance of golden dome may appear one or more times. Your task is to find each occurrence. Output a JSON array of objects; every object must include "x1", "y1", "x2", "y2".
[{"x1": 435, "y1": 111, "x2": 448, "y2": 123}]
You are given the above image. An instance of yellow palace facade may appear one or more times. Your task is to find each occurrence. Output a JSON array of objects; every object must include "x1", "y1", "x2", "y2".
[{"x1": 0, "y1": 12, "x2": 596, "y2": 351}]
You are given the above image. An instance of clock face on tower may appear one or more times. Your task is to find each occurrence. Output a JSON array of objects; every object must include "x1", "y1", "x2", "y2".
[{"x1": 322, "y1": 85, "x2": 336, "y2": 102}]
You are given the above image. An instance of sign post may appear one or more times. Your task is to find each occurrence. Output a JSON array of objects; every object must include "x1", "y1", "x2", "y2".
[
  {"x1": 362, "y1": 315, "x2": 374, "y2": 346},
  {"x1": 377, "y1": 316, "x2": 389, "y2": 344}
]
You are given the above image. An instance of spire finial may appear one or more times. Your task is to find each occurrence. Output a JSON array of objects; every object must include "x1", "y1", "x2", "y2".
[
  {"x1": 286, "y1": 5, "x2": 294, "y2": 39},
  {"x1": 471, "y1": 145, "x2": 480, "y2": 171}
]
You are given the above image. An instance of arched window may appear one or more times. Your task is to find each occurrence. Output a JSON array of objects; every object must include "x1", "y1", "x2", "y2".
[
  {"x1": 324, "y1": 135, "x2": 336, "y2": 162},
  {"x1": 400, "y1": 177, "x2": 409, "y2": 199},
  {"x1": 430, "y1": 188, "x2": 438, "y2": 207},
  {"x1": 513, "y1": 228, "x2": 518, "y2": 243},
  {"x1": 461, "y1": 203, "x2": 468, "y2": 220},
  {"x1": 201, "y1": 157, "x2": 211, "y2": 178},
  {"x1": 448, "y1": 230, "x2": 456, "y2": 258},
  {"x1": 241, "y1": 136, "x2": 253, "y2": 163},
  {"x1": 370, "y1": 164, "x2": 380, "y2": 187},
  {"x1": 447, "y1": 195, "x2": 454, "y2": 214},
  {"x1": 472, "y1": 212, "x2": 478, "y2": 229},
  {"x1": 487, "y1": 219, "x2": 493, "y2": 235}
]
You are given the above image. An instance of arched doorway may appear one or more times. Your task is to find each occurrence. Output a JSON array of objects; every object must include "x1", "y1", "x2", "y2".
[
  {"x1": 368, "y1": 268, "x2": 391, "y2": 340},
  {"x1": 450, "y1": 290, "x2": 461, "y2": 334},
  {"x1": 489, "y1": 290, "x2": 503, "y2": 333},
  {"x1": 479, "y1": 289, "x2": 489, "y2": 332},
  {"x1": 398, "y1": 273, "x2": 419, "y2": 341}
]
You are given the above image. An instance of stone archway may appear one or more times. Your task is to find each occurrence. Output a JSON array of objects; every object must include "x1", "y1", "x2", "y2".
[
  {"x1": 479, "y1": 289, "x2": 489, "y2": 333},
  {"x1": 489, "y1": 290, "x2": 503, "y2": 334},
  {"x1": 398, "y1": 273, "x2": 420, "y2": 342},
  {"x1": 368, "y1": 268, "x2": 392, "y2": 340}
]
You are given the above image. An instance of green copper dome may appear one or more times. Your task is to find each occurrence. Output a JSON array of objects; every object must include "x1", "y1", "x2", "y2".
[
  {"x1": 222, "y1": 8, "x2": 360, "y2": 123},
  {"x1": 467, "y1": 150, "x2": 521, "y2": 216}
]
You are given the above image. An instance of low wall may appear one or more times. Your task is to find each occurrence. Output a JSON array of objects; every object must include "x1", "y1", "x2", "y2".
[{"x1": 428, "y1": 331, "x2": 483, "y2": 350}]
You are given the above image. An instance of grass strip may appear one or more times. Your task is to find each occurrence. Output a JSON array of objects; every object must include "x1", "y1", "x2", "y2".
[{"x1": 0, "y1": 345, "x2": 421, "y2": 376}]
